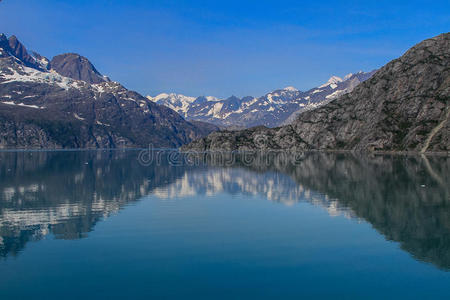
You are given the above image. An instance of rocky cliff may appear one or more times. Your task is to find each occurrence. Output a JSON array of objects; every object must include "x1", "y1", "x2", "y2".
[
  {"x1": 49, "y1": 53, "x2": 109, "y2": 84},
  {"x1": 182, "y1": 33, "x2": 450, "y2": 153}
]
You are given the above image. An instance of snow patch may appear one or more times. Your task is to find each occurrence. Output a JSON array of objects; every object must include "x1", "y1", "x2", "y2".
[
  {"x1": 96, "y1": 120, "x2": 110, "y2": 126},
  {"x1": 0, "y1": 65, "x2": 82, "y2": 90},
  {"x1": 325, "y1": 90, "x2": 345, "y2": 100},
  {"x1": 206, "y1": 102, "x2": 224, "y2": 117},
  {"x1": 92, "y1": 84, "x2": 106, "y2": 93},
  {"x1": 1, "y1": 101, "x2": 43, "y2": 109},
  {"x1": 206, "y1": 96, "x2": 220, "y2": 102},
  {"x1": 73, "y1": 113, "x2": 85, "y2": 121}
]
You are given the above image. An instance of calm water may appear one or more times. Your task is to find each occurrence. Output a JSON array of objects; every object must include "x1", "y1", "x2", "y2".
[{"x1": 0, "y1": 150, "x2": 449, "y2": 299}]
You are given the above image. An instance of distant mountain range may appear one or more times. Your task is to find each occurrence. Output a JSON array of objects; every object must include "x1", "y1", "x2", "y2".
[
  {"x1": 183, "y1": 33, "x2": 450, "y2": 153},
  {"x1": 147, "y1": 71, "x2": 376, "y2": 129},
  {"x1": 0, "y1": 34, "x2": 218, "y2": 149}
]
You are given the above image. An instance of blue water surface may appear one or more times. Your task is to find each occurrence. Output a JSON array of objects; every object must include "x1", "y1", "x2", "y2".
[{"x1": 0, "y1": 151, "x2": 448, "y2": 299}]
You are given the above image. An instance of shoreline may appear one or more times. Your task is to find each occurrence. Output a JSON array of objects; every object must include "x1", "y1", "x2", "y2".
[{"x1": 0, "y1": 147, "x2": 447, "y2": 157}]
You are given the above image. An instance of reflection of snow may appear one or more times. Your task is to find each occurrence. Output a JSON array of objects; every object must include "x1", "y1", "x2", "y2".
[
  {"x1": 0, "y1": 180, "x2": 148, "y2": 240},
  {"x1": 151, "y1": 168, "x2": 356, "y2": 219},
  {"x1": 153, "y1": 173, "x2": 197, "y2": 198},
  {"x1": 0, "y1": 166, "x2": 357, "y2": 248},
  {"x1": 0, "y1": 199, "x2": 124, "y2": 241},
  {"x1": 3, "y1": 184, "x2": 42, "y2": 201}
]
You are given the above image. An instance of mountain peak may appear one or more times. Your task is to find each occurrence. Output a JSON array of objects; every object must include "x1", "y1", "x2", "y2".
[
  {"x1": 49, "y1": 53, "x2": 109, "y2": 84},
  {"x1": 0, "y1": 34, "x2": 9, "y2": 57},
  {"x1": 3, "y1": 34, "x2": 47, "y2": 70},
  {"x1": 283, "y1": 86, "x2": 298, "y2": 92},
  {"x1": 319, "y1": 75, "x2": 343, "y2": 88},
  {"x1": 8, "y1": 35, "x2": 19, "y2": 44},
  {"x1": 147, "y1": 93, "x2": 169, "y2": 102},
  {"x1": 320, "y1": 76, "x2": 343, "y2": 87}
]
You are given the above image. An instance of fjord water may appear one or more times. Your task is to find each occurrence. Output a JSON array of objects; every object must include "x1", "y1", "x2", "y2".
[{"x1": 0, "y1": 151, "x2": 449, "y2": 299}]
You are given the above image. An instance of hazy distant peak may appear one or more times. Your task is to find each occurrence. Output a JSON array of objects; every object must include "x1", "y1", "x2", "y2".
[
  {"x1": 319, "y1": 75, "x2": 343, "y2": 88},
  {"x1": 283, "y1": 86, "x2": 298, "y2": 92}
]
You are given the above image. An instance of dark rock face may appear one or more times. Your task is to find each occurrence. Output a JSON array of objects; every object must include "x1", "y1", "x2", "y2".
[
  {"x1": 49, "y1": 53, "x2": 109, "y2": 84},
  {"x1": 183, "y1": 33, "x2": 450, "y2": 153},
  {"x1": 7, "y1": 36, "x2": 43, "y2": 70},
  {"x1": 0, "y1": 35, "x2": 47, "y2": 70},
  {"x1": 0, "y1": 34, "x2": 218, "y2": 149},
  {"x1": 188, "y1": 120, "x2": 222, "y2": 134}
]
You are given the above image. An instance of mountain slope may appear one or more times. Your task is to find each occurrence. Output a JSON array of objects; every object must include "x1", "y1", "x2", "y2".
[
  {"x1": 281, "y1": 71, "x2": 376, "y2": 125},
  {"x1": 148, "y1": 71, "x2": 375, "y2": 128},
  {"x1": 0, "y1": 34, "x2": 217, "y2": 149},
  {"x1": 182, "y1": 33, "x2": 450, "y2": 153}
]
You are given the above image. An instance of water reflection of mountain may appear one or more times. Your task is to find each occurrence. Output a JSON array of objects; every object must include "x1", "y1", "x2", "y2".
[
  {"x1": 152, "y1": 167, "x2": 353, "y2": 217},
  {"x1": 289, "y1": 154, "x2": 450, "y2": 271},
  {"x1": 196, "y1": 152, "x2": 450, "y2": 270},
  {"x1": 1, "y1": 151, "x2": 449, "y2": 271},
  {"x1": 0, "y1": 151, "x2": 198, "y2": 257}
]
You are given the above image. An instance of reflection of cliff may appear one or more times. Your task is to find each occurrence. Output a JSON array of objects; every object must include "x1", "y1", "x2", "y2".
[
  {"x1": 0, "y1": 151, "x2": 195, "y2": 257},
  {"x1": 285, "y1": 154, "x2": 450, "y2": 271},
  {"x1": 153, "y1": 152, "x2": 450, "y2": 270},
  {"x1": 207, "y1": 152, "x2": 450, "y2": 270}
]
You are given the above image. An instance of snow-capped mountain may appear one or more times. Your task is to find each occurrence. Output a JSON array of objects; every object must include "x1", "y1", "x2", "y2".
[
  {"x1": 281, "y1": 71, "x2": 376, "y2": 125},
  {"x1": 146, "y1": 93, "x2": 220, "y2": 118},
  {"x1": 148, "y1": 71, "x2": 376, "y2": 128},
  {"x1": 0, "y1": 34, "x2": 217, "y2": 149}
]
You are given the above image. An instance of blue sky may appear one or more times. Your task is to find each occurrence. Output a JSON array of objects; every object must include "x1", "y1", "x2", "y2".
[{"x1": 0, "y1": 0, "x2": 449, "y2": 98}]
